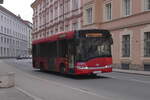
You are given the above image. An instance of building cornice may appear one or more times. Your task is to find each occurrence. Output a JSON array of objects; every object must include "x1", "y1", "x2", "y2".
[
  {"x1": 100, "y1": 11, "x2": 150, "y2": 31},
  {"x1": 23, "y1": 20, "x2": 33, "y2": 29},
  {"x1": 31, "y1": 0, "x2": 45, "y2": 8},
  {"x1": 0, "y1": 5, "x2": 31, "y2": 27},
  {"x1": 83, "y1": 0, "x2": 94, "y2": 6},
  {"x1": 102, "y1": 11, "x2": 150, "y2": 25}
]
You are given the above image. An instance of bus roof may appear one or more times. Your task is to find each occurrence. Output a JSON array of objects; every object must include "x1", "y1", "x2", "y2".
[
  {"x1": 32, "y1": 29, "x2": 110, "y2": 45},
  {"x1": 32, "y1": 31, "x2": 75, "y2": 45}
]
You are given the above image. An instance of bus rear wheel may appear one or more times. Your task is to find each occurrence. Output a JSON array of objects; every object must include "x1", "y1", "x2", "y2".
[
  {"x1": 40, "y1": 63, "x2": 45, "y2": 72},
  {"x1": 60, "y1": 64, "x2": 66, "y2": 74}
]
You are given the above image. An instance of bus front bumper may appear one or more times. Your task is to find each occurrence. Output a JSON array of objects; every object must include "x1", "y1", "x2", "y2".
[{"x1": 75, "y1": 65, "x2": 112, "y2": 75}]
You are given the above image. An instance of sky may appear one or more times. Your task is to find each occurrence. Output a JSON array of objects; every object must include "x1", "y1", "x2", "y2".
[{"x1": 2, "y1": 0, "x2": 35, "y2": 22}]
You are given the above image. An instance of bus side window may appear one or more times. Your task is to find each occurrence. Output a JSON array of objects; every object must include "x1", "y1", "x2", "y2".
[{"x1": 58, "y1": 40, "x2": 68, "y2": 57}]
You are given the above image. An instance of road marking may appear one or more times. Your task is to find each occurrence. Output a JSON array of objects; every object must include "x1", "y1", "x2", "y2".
[
  {"x1": 106, "y1": 75, "x2": 150, "y2": 84},
  {"x1": 16, "y1": 87, "x2": 43, "y2": 100},
  {"x1": 21, "y1": 73, "x2": 110, "y2": 100},
  {"x1": 129, "y1": 79, "x2": 150, "y2": 84}
]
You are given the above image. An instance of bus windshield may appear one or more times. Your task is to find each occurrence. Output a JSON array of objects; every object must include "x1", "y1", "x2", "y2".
[{"x1": 76, "y1": 37, "x2": 112, "y2": 61}]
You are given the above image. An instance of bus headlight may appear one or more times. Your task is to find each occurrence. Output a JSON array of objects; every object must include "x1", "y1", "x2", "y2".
[
  {"x1": 105, "y1": 65, "x2": 112, "y2": 68},
  {"x1": 76, "y1": 66, "x2": 88, "y2": 69}
]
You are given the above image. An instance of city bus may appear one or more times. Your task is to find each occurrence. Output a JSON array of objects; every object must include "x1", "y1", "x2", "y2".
[{"x1": 32, "y1": 29, "x2": 113, "y2": 75}]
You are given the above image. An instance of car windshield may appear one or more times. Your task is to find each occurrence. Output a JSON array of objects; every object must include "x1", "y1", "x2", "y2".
[{"x1": 76, "y1": 37, "x2": 112, "y2": 61}]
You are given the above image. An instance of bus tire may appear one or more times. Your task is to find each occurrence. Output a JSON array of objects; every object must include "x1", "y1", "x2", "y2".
[
  {"x1": 60, "y1": 64, "x2": 66, "y2": 74},
  {"x1": 40, "y1": 63, "x2": 45, "y2": 72}
]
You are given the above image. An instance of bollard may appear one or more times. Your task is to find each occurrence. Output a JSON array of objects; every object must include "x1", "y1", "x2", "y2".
[{"x1": 0, "y1": 72, "x2": 15, "y2": 88}]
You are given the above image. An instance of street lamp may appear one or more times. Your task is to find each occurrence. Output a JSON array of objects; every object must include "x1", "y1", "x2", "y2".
[{"x1": 0, "y1": 0, "x2": 3, "y2": 4}]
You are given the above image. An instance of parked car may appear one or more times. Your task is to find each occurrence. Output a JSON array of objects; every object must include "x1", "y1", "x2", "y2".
[
  {"x1": 16, "y1": 55, "x2": 32, "y2": 60},
  {"x1": 16, "y1": 55, "x2": 23, "y2": 60}
]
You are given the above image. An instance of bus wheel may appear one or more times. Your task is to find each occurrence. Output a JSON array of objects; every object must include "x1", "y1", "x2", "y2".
[
  {"x1": 40, "y1": 67, "x2": 45, "y2": 72},
  {"x1": 40, "y1": 63, "x2": 45, "y2": 72},
  {"x1": 60, "y1": 64, "x2": 66, "y2": 74}
]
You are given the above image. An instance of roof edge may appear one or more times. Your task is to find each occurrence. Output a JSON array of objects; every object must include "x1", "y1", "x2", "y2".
[
  {"x1": 0, "y1": 5, "x2": 31, "y2": 27},
  {"x1": 31, "y1": 0, "x2": 43, "y2": 8}
]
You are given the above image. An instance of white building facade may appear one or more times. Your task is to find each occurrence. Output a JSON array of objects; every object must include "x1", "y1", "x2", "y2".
[
  {"x1": 0, "y1": 5, "x2": 30, "y2": 58},
  {"x1": 23, "y1": 21, "x2": 33, "y2": 55}
]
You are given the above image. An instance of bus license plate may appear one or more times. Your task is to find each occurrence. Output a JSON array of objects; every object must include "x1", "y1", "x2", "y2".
[{"x1": 93, "y1": 71, "x2": 102, "y2": 74}]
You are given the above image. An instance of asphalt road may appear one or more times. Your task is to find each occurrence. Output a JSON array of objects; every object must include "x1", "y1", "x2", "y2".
[{"x1": 3, "y1": 59, "x2": 150, "y2": 100}]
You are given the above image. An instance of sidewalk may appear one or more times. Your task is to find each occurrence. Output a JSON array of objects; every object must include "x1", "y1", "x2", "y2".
[
  {"x1": 113, "y1": 69, "x2": 150, "y2": 76},
  {"x1": 0, "y1": 87, "x2": 34, "y2": 100},
  {"x1": 0, "y1": 60, "x2": 34, "y2": 100}
]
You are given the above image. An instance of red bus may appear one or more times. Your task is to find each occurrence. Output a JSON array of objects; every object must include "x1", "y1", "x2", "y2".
[{"x1": 32, "y1": 29, "x2": 113, "y2": 75}]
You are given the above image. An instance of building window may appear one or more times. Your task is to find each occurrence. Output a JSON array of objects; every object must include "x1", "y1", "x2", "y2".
[
  {"x1": 4, "y1": 48, "x2": 6, "y2": 56},
  {"x1": 4, "y1": 37, "x2": 6, "y2": 44},
  {"x1": 144, "y1": 32, "x2": 150, "y2": 57},
  {"x1": 72, "y1": 23, "x2": 78, "y2": 30},
  {"x1": 105, "y1": 3, "x2": 112, "y2": 20},
  {"x1": 65, "y1": 1, "x2": 70, "y2": 13},
  {"x1": 144, "y1": 0, "x2": 150, "y2": 10},
  {"x1": 122, "y1": 35, "x2": 130, "y2": 57},
  {"x1": 59, "y1": 4, "x2": 63, "y2": 16},
  {"x1": 0, "y1": 47, "x2": 2, "y2": 56},
  {"x1": 86, "y1": 7, "x2": 93, "y2": 24},
  {"x1": 1, "y1": 26, "x2": 3, "y2": 33},
  {"x1": 50, "y1": 9, "x2": 53, "y2": 20},
  {"x1": 4, "y1": 27, "x2": 6, "y2": 33},
  {"x1": 72, "y1": 0, "x2": 79, "y2": 10},
  {"x1": 1, "y1": 15, "x2": 3, "y2": 21},
  {"x1": 144, "y1": 64, "x2": 150, "y2": 71},
  {"x1": 1, "y1": 37, "x2": 3, "y2": 43},
  {"x1": 50, "y1": 29, "x2": 53, "y2": 35},
  {"x1": 55, "y1": 7, "x2": 58, "y2": 18},
  {"x1": 123, "y1": 0, "x2": 131, "y2": 16},
  {"x1": 121, "y1": 63, "x2": 130, "y2": 69},
  {"x1": 65, "y1": 25, "x2": 69, "y2": 31}
]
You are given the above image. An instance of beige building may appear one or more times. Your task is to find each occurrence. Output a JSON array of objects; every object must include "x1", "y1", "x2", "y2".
[
  {"x1": 82, "y1": 0, "x2": 150, "y2": 71},
  {"x1": 31, "y1": 0, "x2": 83, "y2": 41},
  {"x1": 0, "y1": 5, "x2": 30, "y2": 58},
  {"x1": 31, "y1": 0, "x2": 150, "y2": 71}
]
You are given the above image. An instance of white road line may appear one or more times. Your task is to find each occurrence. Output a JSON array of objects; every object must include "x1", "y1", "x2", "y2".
[
  {"x1": 129, "y1": 79, "x2": 150, "y2": 84},
  {"x1": 20, "y1": 73, "x2": 110, "y2": 100},
  {"x1": 108, "y1": 75, "x2": 150, "y2": 84},
  {"x1": 16, "y1": 87, "x2": 43, "y2": 100}
]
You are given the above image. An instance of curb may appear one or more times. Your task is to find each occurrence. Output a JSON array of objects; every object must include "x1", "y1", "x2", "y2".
[{"x1": 113, "y1": 69, "x2": 150, "y2": 76}]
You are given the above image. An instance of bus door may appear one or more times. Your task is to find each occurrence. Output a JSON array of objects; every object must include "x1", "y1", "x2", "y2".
[
  {"x1": 32, "y1": 44, "x2": 39, "y2": 68},
  {"x1": 68, "y1": 41, "x2": 75, "y2": 69},
  {"x1": 47, "y1": 42, "x2": 57, "y2": 71},
  {"x1": 37, "y1": 44, "x2": 41, "y2": 65}
]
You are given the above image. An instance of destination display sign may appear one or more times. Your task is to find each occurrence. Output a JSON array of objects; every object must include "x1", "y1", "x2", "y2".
[{"x1": 86, "y1": 33, "x2": 103, "y2": 37}]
